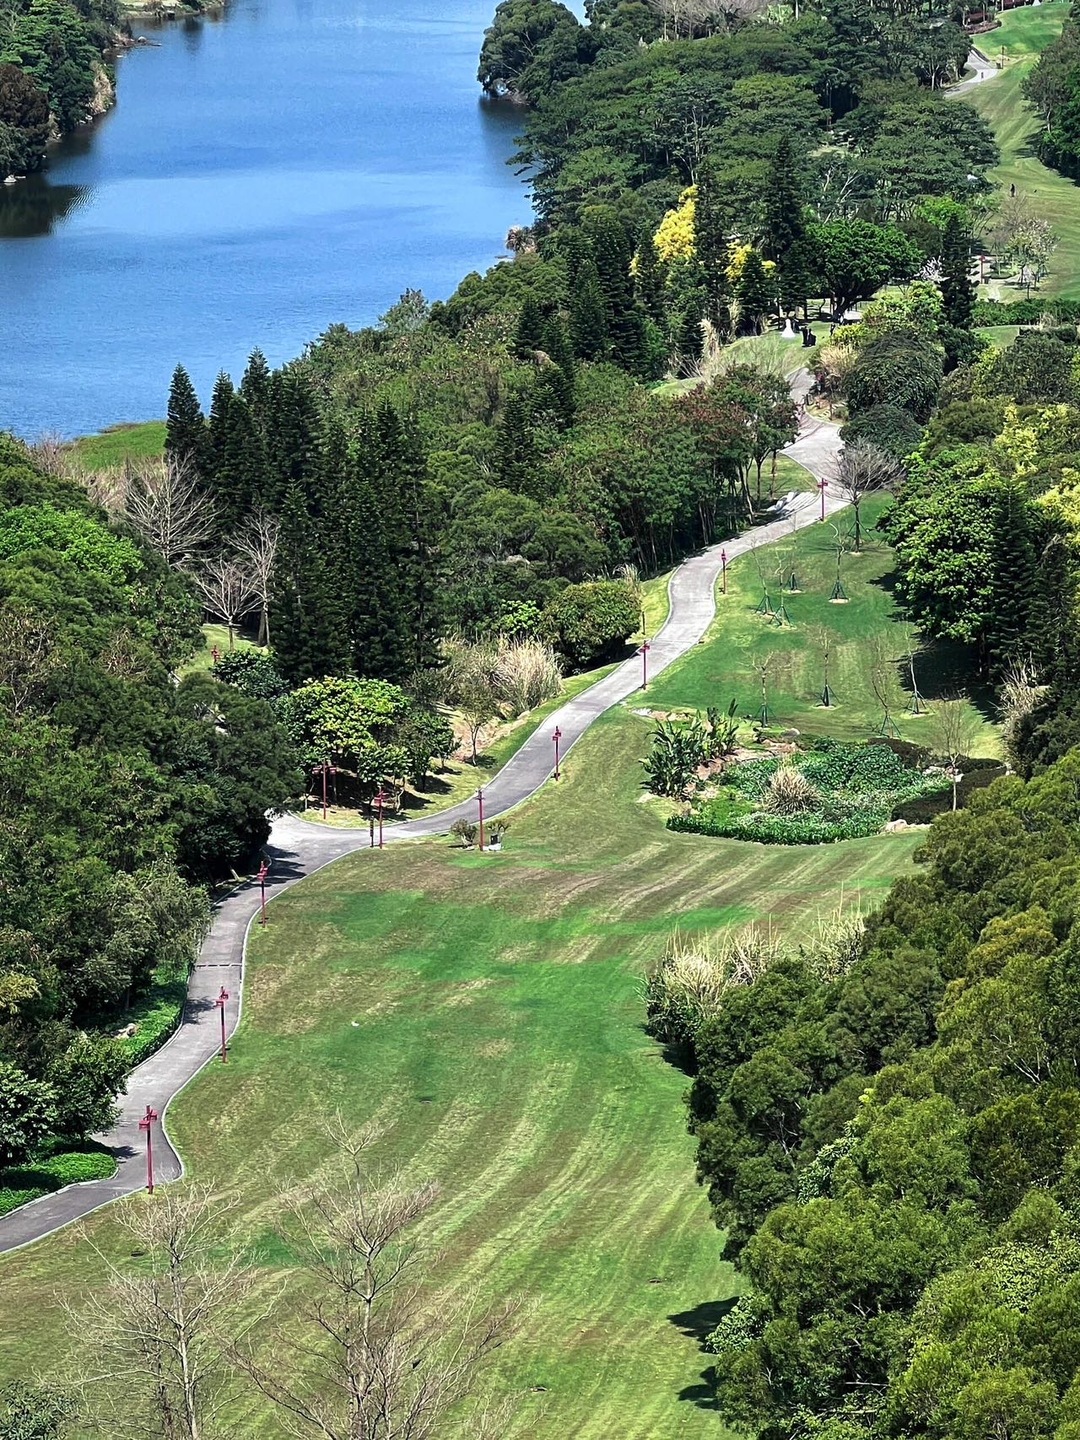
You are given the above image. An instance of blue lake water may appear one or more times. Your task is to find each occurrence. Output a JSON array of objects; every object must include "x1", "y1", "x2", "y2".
[{"x1": 0, "y1": 0, "x2": 531, "y2": 437}]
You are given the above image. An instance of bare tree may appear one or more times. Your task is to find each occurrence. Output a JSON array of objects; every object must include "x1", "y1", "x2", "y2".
[
  {"x1": 192, "y1": 556, "x2": 257, "y2": 649},
  {"x1": 73, "y1": 1186, "x2": 257, "y2": 1440},
  {"x1": 0, "y1": 606, "x2": 57, "y2": 717},
  {"x1": 929, "y1": 697, "x2": 983, "y2": 810},
  {"x1": 234, "y1": 1124, "x2": 516, "y2": 1440},
  {"x1": 868, "y1": 636, "x2": 903, "y2": 738},
  {"x1": 126, "y1": 457, "x2": 218, "y2": 571},
  {"x1": 831, "y1": 442, "x2": 903, "y2": 553},
  {"x1": 233, "y1": 509, "x2": 280, "y2": 647}
]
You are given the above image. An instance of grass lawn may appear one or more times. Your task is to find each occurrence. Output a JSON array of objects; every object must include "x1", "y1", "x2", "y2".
[
  {"x1": 176, "y1": 623, "x2": 263, "y2": 679},
  {"x1": 960, "y1": 8, "x2": 1080, "y2": 300},
  {"x1": 642, "y1": 496, "x2": 1000, "y2": 756},
  {"x1": 977, "y1": 324, "x2": 1022, "y2": 350},
  {"x1": 70, "y1": 421, "x2": 166, "y2": 471},
  {"x1": 0, "y1": 706, "x2": 922, "y2": 1437}
]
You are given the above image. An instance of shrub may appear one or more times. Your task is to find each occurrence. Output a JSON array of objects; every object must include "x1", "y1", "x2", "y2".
[
  {"x1": 973, "y1": 298, "x2": 1080, "y2": 326},
  {"x1": 115, "y1": 976, "x2": 189, "y2": 1068},
  {"x1": 542, "y1": 579, "x2": 639, "y2": 669},
  {"x1": 840, "y1": 403, "x2": 924, "y2": 460},
  {"x1": 450, "y1": 819, "x2": 479, "y2": 847},
  {"x1": 644, "y1": 925, "x2": 783, "y2": 1049},
  {"x1": 0, "y1": 1143, "x2": 116, "y2": 1217},
  {"x1": 214, "y1": 649, "x2": 287, "y2": 702}
]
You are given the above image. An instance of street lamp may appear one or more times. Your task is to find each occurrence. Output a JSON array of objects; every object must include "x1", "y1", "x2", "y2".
[
  {"x1": 215, "y1": 987, "x2": 229, "y2": 1064},
  {"x1": 313, "y1": 760, "x2": 336, "y2": 821},
  {"x1": 257, "y1": 859, "x2": 269, "y2": 926},
  {"x1": 476, "y1": 786, "x2": 485, "y2": 852},
  {"x1": 552, "y1": 725, "x2": 562, "y2": 781},
  {"x1": 818, "y1": 476, "x2": 828, "y2": 522},
  {"x1": 138, "y1": 1105, "x2": 158, "y2": 1194},
  {"x1": 721, "y1": 548, "x2": 728, "y2": 595},
  {"x1": 638, "y1": 640, "x2": 650, "y2": 691},
  {"x1": 374, "y1": 788, "x2": 390, "y2": 850}
]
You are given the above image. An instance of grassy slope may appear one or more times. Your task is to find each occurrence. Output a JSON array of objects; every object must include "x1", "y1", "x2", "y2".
[
  {"x1": 0, "y1": 709, "x2": 920, "y2": 1438},
  {"x1": 70, "y1": 421, "x2": 166, "y2": 471},
  {"x1": 962, "y1": 5, "x2": 1080, "y2": 299},
  {"x1": 645, "y1": 495, "x2": 1000, "y2": 756}
]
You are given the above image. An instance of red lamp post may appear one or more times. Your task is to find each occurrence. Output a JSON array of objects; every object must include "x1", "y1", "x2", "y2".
[
  {"x1": 374, "y1": 789, "x2": 389, "y2": 850},
  {"x1": 138, "y1": 1105, "x2": 158, "y2": 1194},
  {"x1": 818, "y1": 476, "x2": 828, "y2": 522},
  {"x1": 476, "y1": 786, "x2": 485, "y2": 852},
  {"x1": 638, "y1": 640, "x2": 650, "y2": 691},
  {"x1": 721, "y1": 548, "x2": 728, "y2": 595},
  {"x1": 257, "y1": 859, "x2": 269, "y2": 926},
  {"x1": 210, "y1": 646, "x2": 221, "y2": 665},
  {"x1": 314, "y1": 761, "x2": 336, "y2": 821},
  {"x1": 215, "y1": 987, "x2": 229, "y2": 1064},
  {"x1": 552, "y1": 725, "x2": 562, "y2": 781}
]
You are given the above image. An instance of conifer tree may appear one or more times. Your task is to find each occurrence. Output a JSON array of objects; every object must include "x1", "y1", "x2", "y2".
[
  {"x1": 695, "y1": 161, "x2": 733, "y2": 340},
  {"x1": 585, "y1": 209, "x2": 645, "y2": 372},
  {"x1": 264, "y1": 372, "x2": 320, "y2": 512},
  {"x1": 240, "y1": 349, "x2": 273, "y2": 435},
  {"x1": 939, "y1": 212, "x2": 976, "y2": 372},
  {"x1": 165, "y1": 365, "x2": 210, "y2": 481},
  {"x1": 987, "y1": 482, "x2": 1037, "y2": 673},
  {"x1": 208, "y1": 371, "x2": 235, "y2": 481},
  {"x1": 271, "y1": 484, "x2": 348, "y2": 686},
  {"x1": 634, "y1": 230, "x2": 667, "y2": 327},
  {"x1": 540, "y1": 316, "x2": 577, "y2": 427},
  {"x1": 513, "y1": 297, "x2": 547, "y2": 358},
  {"x1": 763, "y1": 135, "x2": 809, "y2": 318},
  {"x1": 736, "y1": 251, "x2": 774, "y2": 336},
  {"x1": 570, "y1": 262, "x2": 609, "y2": 360},
  {"x1": 215, "y1": 394, "x2": 265, "y2": 534}
]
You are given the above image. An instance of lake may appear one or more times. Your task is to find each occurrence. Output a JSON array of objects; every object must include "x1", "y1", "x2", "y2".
[{"x1": 0, "y1": 0, "x2": 531, "y2": 439}]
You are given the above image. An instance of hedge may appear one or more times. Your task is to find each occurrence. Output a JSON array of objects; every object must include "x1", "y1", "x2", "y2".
[
  {"x1": 0, "y1": 1145, "x2": 117, "y2": 1217},
  {"x1": 974, "y1": 298, "x2": 1080, "y2": 326}
]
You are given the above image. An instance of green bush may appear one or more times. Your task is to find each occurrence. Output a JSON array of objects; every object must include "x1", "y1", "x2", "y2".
[
  {"x1": 542, "y1": 580, "x2": 639, "y2": 669},
  {"x1": 973, "y1": 298, "x2": 1080, "y2": 325},
  {"x1": 115, "y1": 975, "x2": 188, "y2": 1068}
]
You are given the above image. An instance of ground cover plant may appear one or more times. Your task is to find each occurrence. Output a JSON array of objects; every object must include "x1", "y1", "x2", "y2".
[
  {"x1": 0, "y1": 1143, "x2": 115, "y2": 1219},
  {"x1": 0, "y1": 710, "x2": 922, "y2": 1440},
  {"x1": 669, "y1": 738, "x2": 950, "y2": 844}
]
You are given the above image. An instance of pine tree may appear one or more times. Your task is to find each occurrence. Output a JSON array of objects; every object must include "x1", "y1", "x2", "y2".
[
  {"x1": 271, "y1": 484, "x2": 348, "y2": 686},
  {"x1": 736, "y1": 251, "x2": 774, "y2": 336},
  {"x1": 987, "y1": 481, "x2": 1037, "y2": 674},
  {"x1": 570, "y1": 262, "x2": 609, "y2": 360},
  {"x1": 264, "y1": 372, "x2": 320, "y2": 512},
  {"x1": 513, "y1": 297, "x2": 547, "y2": 358},
  {"x1": 240, "y1": 349, "x2": 273, "y2": 435},
  {"x1": 540, "y1": 316, "x2": 577, "y2": 427},
  {"x1": 208, "y1": 371, "x2": 235, "y2": 482},
  {"x1": 584, "y1": 209, "x2": 645, "y2": 372},
  {"x1": 634, "y1": 229, "x2": 666, "y2": 326},
  {"x1": 165, "y1": 365, "x2": 210, "y2": 481},
  {"x1": 215, "y1": 394, "x2": 265, "y2": 534},
  {"x1": 695, "y1": 161, "x2": 733, "y2": 340},
  {"x1": 939, "y1": 212, "x2": 976, "y2": 373},
  {"x1": 763, "y1": 135, "x2": 809, "y2": 318}
]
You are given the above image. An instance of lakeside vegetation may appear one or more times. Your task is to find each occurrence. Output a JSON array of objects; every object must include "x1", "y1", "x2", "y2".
[{"x1": 8, "y1": 0, "x2": 1080, "y2": 1437}]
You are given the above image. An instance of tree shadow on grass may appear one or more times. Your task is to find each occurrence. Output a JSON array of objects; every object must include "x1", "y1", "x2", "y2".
[{"x1": 669, "y1": 1298, "x2": 737, "y2": 1410}]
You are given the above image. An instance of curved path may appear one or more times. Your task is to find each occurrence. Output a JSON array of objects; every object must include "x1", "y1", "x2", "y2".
[{"x1": 0, "y1": 406, "x2": 844, "y2": 1254}]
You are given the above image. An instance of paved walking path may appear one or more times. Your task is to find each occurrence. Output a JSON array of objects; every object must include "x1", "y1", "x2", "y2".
[{"x1": 0, "y1": 401, "x2": 844, "y2": 1254}]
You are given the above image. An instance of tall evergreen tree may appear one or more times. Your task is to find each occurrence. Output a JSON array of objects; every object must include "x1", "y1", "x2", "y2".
[
  {"x1": 271, "y1": 484, "x2": 348, "y2": 686},
  {"x1": 939, "y1": 212, "x2": 976, "y2": 373},
  {"x1": 584, "y1": 209, "x2": 646, "y2": 372},
  {"x1": 736, "y1": 251, "x2": 774, "y2": 336},
  {"x1": 763, "y1": 135, "x2": 809, "y2": 318},
  {"x1": 214, "y1": 395, "x2": 265, "y2": 534},
  {"x1": 240, "y1": 349, "x2": 273, "y2": 436},
  {"x1": 987, "y1": 482, "x2": 1037, "y2": 673},
  {"x1": 513, "y1": 297, "x2": 547, "y2": 358},
  {"x1": 165, "y1": 365, "x2": 210, "y2": 481},
  {"x1": 208, "y1": 371, "x2": 235, "y2": 482},
  {"x1": 694, "y1": 162, "x2": 733, "y2": 340},
  {"x1": 570, "y1": 261, "x2": 609, "y2": 360},
  {"x1": 634, "y1": 229, "x2": 667, "y2": 327},
  {"x1": 264, "y1": 372, "x2": 320, "y2": 513}
]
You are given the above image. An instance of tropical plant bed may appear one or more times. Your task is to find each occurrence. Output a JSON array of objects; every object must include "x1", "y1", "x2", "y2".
[{"x1": 668, "y1": 738, "x2": 953, "y2": 844}]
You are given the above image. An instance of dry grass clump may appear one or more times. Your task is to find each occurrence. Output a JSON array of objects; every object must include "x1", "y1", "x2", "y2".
[
  {"x1": 1000, "y1": 660, "x2": 1048, "y2": 770},
  {"x1": 760, "y1": 762, "x2": 821, "y2": 816},
  {"x1": 644, "y1": 923, "x2": 782, "y2": 1046},
  {"x1": 442, "y1": 637, "x2": 562, "y2": 718}
]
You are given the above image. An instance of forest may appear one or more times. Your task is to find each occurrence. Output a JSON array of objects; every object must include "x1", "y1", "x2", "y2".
[{"x1": 0, "y1": 0, "x2": 120, "y2": 175}]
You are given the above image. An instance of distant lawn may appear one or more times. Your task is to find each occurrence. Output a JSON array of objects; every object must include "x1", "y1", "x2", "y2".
[
  {"x1": 978, "y1": 324, "x2": 1022, "y2": 350},
  {"x1": 960, "y1": 9, "x2": 1080, "y2": 301},
  {"x1": 642, "y1": 496, "x2": 1001, "y2": 756},
  {"x1": 0, "y1": 706, "x2": 922, "y2": 1440},
  {"x1": 71, "y1": 421, "x2": 166, "y2": 471},
  {"x1": 177, "y1": 623, "x2": 263, "y2": 680}
]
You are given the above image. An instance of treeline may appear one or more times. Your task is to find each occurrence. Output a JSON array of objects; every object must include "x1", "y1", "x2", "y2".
[
  {"x1": 655, "y1": 745, "x2": 1080, "y2": 1440},
  {"x1": 1025, "y1": 0, "x2": 1080, "y2": 178},
  {"x1": 0, "y1": 435, "x2": 296, "y2": 1172},
  {"x1": 0, "y1": 0, "x2": 120, "y2": 176}
]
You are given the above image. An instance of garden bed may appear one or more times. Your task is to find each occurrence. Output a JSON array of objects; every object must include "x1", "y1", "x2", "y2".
[
  {"x1": 668, "y1": 738, "x2": 953, "y2": 844},
  {"x1": 0, "y1": 1141, "x2": 117, "y2": 1218}
]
